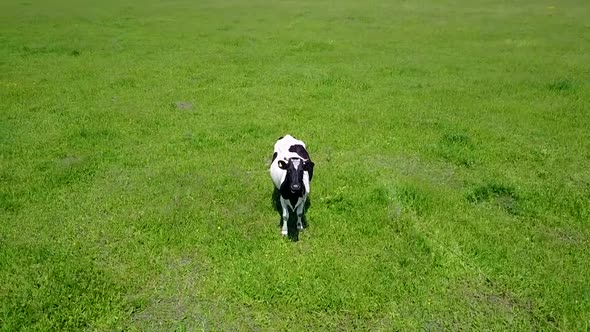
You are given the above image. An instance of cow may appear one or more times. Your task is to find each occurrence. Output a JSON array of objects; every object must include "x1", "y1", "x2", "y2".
[{"x1": 270, "y1": 135, "x2": 315, "y2": 236}]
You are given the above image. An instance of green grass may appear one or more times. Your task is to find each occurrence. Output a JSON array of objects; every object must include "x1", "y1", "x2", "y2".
[{"x1": 1, "y1": 0, "x2": 589, "y2": 330}]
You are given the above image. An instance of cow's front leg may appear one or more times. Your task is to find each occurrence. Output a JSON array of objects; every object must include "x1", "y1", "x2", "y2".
[
  {"x1": 296, "y1": 200, "x2": 305, "y2": 230},
  {"x1": 280, "y1": 197, "x2": 289, "y2": 236}
]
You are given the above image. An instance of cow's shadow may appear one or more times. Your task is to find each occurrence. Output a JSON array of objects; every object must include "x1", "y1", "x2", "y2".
[{"x1": 271, "y1": 188, "x2": 311, "y2": 242}]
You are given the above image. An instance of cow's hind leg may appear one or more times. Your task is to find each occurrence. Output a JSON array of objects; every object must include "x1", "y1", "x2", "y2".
[{"x1": 280, "y1": 197, "x2": 289, "y2": 236}]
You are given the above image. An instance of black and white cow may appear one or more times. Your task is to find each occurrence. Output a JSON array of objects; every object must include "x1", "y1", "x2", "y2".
[{"x1": 270, "y1": 135, "x2": 315, "y2": 236}]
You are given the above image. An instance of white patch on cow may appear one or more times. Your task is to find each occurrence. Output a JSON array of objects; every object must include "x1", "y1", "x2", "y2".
[{"x1": 303, "y1": 171, "x2": 310, "y2": 194}]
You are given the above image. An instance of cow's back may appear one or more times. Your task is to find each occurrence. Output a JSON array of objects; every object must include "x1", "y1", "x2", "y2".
[{"x1": 274, "y1": 135, "x2": 306, "y2": 157}]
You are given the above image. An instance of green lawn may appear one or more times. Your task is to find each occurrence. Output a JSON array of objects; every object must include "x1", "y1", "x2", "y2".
[{"x1": 1, "y1": 0, "x2": 589, "y2": 330}]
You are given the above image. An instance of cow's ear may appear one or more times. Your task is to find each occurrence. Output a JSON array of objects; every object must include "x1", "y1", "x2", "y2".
[
  {"x1": 278, "y1": 160, "x2": 288, "y2": 169},
  {"x1": 304, "y1": 160, "x2": 315, "y2": 180}
]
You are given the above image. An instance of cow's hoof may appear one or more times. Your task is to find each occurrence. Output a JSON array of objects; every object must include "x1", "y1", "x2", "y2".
[
  {"x1": 281, "y1": 229, "x2": 288, "y2": 236},
  {"x1": 297, "y1": 223, "x2": 304, "y2": 230}
]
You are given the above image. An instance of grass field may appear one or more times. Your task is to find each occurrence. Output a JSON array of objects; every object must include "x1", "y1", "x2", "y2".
[{"x1": 1, "y1": 0, "x2": 589, "y2": 330}]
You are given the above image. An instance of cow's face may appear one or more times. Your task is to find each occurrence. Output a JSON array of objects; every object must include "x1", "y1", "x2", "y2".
[{"x1": 278, "y1": 157, "x2": 312, "y2": 193}]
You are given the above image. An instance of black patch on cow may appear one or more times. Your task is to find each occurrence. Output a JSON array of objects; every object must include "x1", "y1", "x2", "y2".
[
  {"x1": 279, "y1": 159, "x2": 305, "y2": 208},
  {"x1": 280, "y1": 178, "x2": 304, "y2": 208},
  {"x1": 305, "y1": 160, "x2": 315, "y2": 182},
  {"x1": 288, "y1": 192, "x2": 301, "y2": 208},
  {"x1": 288, "y1": 144, "x2": 310, "y2": 160},
  {"x1": 272, "y1": 151, "x2": 278, "y2": 162},
  {"x1": 278, "y1": 136, "x2": 284, "y2": 140}
]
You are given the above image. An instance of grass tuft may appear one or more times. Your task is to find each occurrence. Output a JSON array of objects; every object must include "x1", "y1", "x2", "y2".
[
  {"x1": 548, "y1": 78, "x2": 575, "y2": 92},
  {"x1": 434, "y1": 132, "x2": 479, "y2": 168},
  {"x1": 396, "y1": 184, "x2": 431, "y2": 216},
  {"x1": 467, "y1": 182, "x2": 523, "y2": 215}
]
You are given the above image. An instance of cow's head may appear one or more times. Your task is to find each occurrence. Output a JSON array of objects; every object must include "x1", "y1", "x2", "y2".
[{"x1": 278, "y1": 157, "x2": 313, "y2": 193}]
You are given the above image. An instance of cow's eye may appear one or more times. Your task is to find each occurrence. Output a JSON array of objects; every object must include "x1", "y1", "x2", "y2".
[{"x1": 278, "y1": 160, "x2": 288, "y2": 169}]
